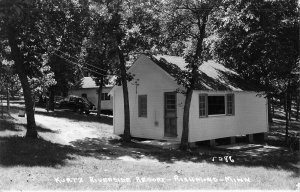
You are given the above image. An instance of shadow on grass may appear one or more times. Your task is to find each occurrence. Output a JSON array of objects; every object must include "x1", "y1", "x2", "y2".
[
  {"x1": 0, "y1": 116, "x2": 59, "y2": 134},
  {"x1": 9, "y1": 105, "x2": 113, "y2": 125},
  {"x1": 1, "y1": 111, "x2": 298, "y2": 176},
  {"x1": 14, "y1": 123, "x2": 60, "y2": 134},
  {"x1": 0, "y1": 131, "x2": 299, "y2": 176},
  {"x1": 70, "y1": 137, "x2": 300, "y2": 176},
  {"x1": 0, "y1": 117, "x2": 23, "y2": 132},
  {"x1": 36, "y1": 110, "x2": 113, "y2": 125},
  {"x1": 0, "y1": 136, "x2": 78, "y2": 167},
  {"x1": 0, "y1": 116, "x2": 76, "y2": 167},
  {"x1": 1, "y1": 133, "x2": 298, "y2": 176},
  {"x1": 271, "y1": 118, "x2": 300, "y2": 132}
]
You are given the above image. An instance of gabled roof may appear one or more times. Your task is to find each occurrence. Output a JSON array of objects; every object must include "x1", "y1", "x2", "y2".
[
  {"x1": 81, "y1": 77, "x2": 97, "y2": 88},
  {"x1": 77, "y1": 77, "x2": 115, "y2": 89},
  {"x1": 149, "y1": 55, "x2": 256, "y2": 91}
]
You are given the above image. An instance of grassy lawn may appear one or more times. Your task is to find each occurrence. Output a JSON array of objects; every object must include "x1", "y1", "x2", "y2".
[{"x1": 0, "y1": 104, "x2": 299, "y2": 190}]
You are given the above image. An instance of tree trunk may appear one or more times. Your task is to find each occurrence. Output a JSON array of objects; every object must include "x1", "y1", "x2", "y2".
[
  {"x1": 285, "y1": 92, "x2": 289, "y2": 144},
  {"x1": 46, "y1": 95, "x2": 50, "y2": 112},
  {"x1": 33, "y1": 95, "x2": 36, "y2": 113},
  {"x1": 97, "y1": 77, "x2": 103, "y2": 116},
  {"x1": 1, "y1": 96, "x2": 3, "y2": 118},
  {"x1": 296, "y1": 92, "x2": 299, "y2": 121},
  {"x1": 49, "y1": 86, "x2": 55, "y2": 111},
  {"x1": 6, "y1": 84, "x2": 10, "y2": 115},
  {"x1": 10, "y1": 83, "x2": 15, "y2": 100},
  {"x1": 288, "y1": 91, "x2": 292, "y2": 121},
  {"x1": 267, "y1": 94, "x2": 273, "y2": 123},
  {"x1": 180, "y1": 88, "x2": 193, "y2": 150},
  {"x1": 118, "y1": 48, "x2": 131, "y2": 141},
  {"x1": 180, "y1": 14, "x2": 208, "y2": 150},
  {"x1": 272, "y1": 96, "x2": 275, "y2": 118},
  {"x1": 8, "y1": 26, "x2": 38, "y2": 138}
]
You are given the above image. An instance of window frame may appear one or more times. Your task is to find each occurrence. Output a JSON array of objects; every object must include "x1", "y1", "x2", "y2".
[
  {"x1": 226, "y1": 93, "x2": 235, "y2": 116},
  {"x1": 207, "y1": 95, "x2": 226, "y2": 116},
  {"x1": 138, "y1": 95, "x2": 147, "y2": 118},
  {"x1": 105, "y1": 93, "x2": 111, "y2": 100},
  {"x1": 101, "y1": 93, "x2": 111, "y2": 101},
  {"x1": 199, "y1": 94, "x2": 208, "y2": 118},
  {"x1": 199, "y1": 93, "x2": 235, "y2": 118}
]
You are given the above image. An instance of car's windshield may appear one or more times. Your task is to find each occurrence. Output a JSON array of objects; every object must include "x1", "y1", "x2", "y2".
[
  {"x1": 82, "y1": 97, "x2": 89, "y2": 102},
  {"x1": 78, "y1": 98, "x2": 84, "y2": 103}
]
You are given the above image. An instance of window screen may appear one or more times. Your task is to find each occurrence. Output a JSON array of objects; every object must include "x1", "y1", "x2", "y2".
[
  {"x1": 199, "y1": 94, "x2": 207, "y2": 117},
  {"x1": 227, "y1": 94, "x2": 235, "y2": 115},
  {"x1": 138, "y1": 95, "x2": 147, "y2": 117},
  {"x1": 208, "y1": 96, "x2": 225, "y2": 115}
]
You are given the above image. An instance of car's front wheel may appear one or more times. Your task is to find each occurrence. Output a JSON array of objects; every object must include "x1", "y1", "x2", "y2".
[{"x1": 78, "y1": 107, "x2": 84, "y2": 114}]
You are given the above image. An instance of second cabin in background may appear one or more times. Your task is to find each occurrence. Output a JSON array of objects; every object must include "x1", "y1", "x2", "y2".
[{"x1": 69, "y1": 77, "x2": 113, "y2": 114}]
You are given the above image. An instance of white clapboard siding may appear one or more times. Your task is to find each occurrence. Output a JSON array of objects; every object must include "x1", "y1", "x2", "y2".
[
  {"x1": 113, "y1": 55, "x2": 181, "y2": 140},
  {"x1": 188, "y1": 91, "x2": 268, "y2": 142}
]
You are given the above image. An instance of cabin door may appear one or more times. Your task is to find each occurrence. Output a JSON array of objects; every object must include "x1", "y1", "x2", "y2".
[{"x1": 164, "y1": 92, "x2": 177, "y2": 137}]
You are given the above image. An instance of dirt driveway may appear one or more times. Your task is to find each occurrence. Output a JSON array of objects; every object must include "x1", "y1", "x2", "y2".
[{"x1": 34, "y1": 111, "x2": 116, "y2": 145}]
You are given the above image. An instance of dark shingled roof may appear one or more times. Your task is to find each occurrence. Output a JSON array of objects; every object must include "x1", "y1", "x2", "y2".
[{"x1": 148, "y1": 55, "x2": 257, "y2": 91}]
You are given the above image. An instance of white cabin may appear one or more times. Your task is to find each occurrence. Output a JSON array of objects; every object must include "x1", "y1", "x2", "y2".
[
  {"x1": 110, "y1": 54, "x2": 268, "y2": 142},
  {"x1": 69, "y1": 77, "x2": 113, "y2": 111}
]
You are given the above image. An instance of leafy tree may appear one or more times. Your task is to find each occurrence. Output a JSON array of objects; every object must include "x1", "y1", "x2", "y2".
[
  {"x1": 0, "y1": 60, "x2": 12, "y2": 114},
  {"x1": 91, "y1": 0, "x2": 161, "y2": 141},
  {"x1": 46, "y1": 0, "x2": 91, "y2": 110},
  {"x1": 0, "y1": 0, "x2": 53, "y2": 138},
  {"x1": 29, "y1": 64, "x2": 56, "y2": 110},
  {"x1": 0, "y1": 0, "x2": 82, "y2": 138},
  {"x1": 6, "y1": 74, "x2": 22, "y2": 100},
  {"x1": 209, "y1": 0, "x2": 299, "y2": 143},
  {"x1": 0, "y1": 59, "x2": 24, "y2": 116},
  {"x1": 296, "y1": 87, "x2": 300, "y2": 121},
  {"x1": 85, "y1": 46, "x2": 111, "y2": 116},
  {"x1": 84, "y1": 12, "x2": 112, "y2": 116},
  {"x1": 160, "y1": 0, "x2": 223, "y2": 150}
]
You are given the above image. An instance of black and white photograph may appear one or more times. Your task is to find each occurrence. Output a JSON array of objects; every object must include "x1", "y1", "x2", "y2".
[{"x1": 0, "y1": 0, "x2": 299, "y2": 191}]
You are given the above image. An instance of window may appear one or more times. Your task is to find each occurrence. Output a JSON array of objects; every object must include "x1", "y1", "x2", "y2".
[
  {"x1": 199, "y1": 93, "x2": 235, "y2": 117},
  {"x1": 166, "y1": 94, "x2": 176, "y2": 110},
  {"x1": 138, "y1": 95, "x2": 147, "y2": 117},
  {"x1": 69, "y1": 96, "x2": 76, "y2": 102},
  {"x1": 101, "y1": 93, "x2": 111, "y2": 100},
  {"x1": 199, "y1": 94, "x2": 207, "y2": 117},
  {"x1": 226, "y1": 94, "x2": 235, "y2": 115},
  {"x1": 208, "y1": 96, "x2": 225, "y2": 115}
]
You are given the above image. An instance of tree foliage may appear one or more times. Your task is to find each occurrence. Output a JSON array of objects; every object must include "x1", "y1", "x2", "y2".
[
  {"x1": 209, "y1": 0, "x2": 300, "y2": 143},
  {"x1": 89, "y1": 0, "x2": 161, "y2": 140},
  {"x1": 210, "y1": 0, "x2": 299, "y2": 93},
  {"x1": 0, "y1": 0, "x2": 84, "y2": 137},
  {"x1": 1, "y1": 0, "x2": 297, "y2": 144},
  {"x1": 159, "y1": 0, "x2": 223, "y2": 149},
  {"x1": 84, "y1": 9, "x2": 113, "y2": 116},
  {"x1": 45, "y1": 0, "x2": 91, "y2": 111}
]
